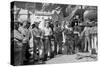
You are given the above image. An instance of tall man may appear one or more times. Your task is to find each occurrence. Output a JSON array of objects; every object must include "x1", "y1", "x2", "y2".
[{"x1": 43, "y1": 20, "x2": 53, "y2": 60}]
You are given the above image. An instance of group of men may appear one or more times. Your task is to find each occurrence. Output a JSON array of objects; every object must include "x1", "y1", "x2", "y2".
[
  {"x1": 11, "y1": 15, "x2": 97, "y2": 65},
  {"x1": 12, "y1": 19, "x2": 59, "y2": 65}
]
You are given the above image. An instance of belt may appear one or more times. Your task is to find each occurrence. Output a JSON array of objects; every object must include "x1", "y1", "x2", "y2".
[
  {"x1": 34, "y1": 37, "x2": 41, "y2": 40},
  {"x1": 44, "y1": 36, "x2": 49, "y2": 39}
]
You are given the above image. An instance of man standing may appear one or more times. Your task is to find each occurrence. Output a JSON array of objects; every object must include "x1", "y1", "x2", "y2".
[
  {"x1": 12, "y1": 22, "x2": 24, "y2": 65},
  {"x1": 49, "y1": 21, "x2": 55, "y2": 58},
  {"x1": 18, "y1": 21, "x2": 31, "y2": 64},
  {"x1": 80, "y1": 25, "x2": 91, "y2": 52},
  {"x1": 43, "y1": 20, "x2": 53, "y2": 60},
  {"x1": 54, "y1": 23, "x2": 63, "y2": 54},
  {"x1": 32, "y1": 21, "x2": 44, "y2": 63}
]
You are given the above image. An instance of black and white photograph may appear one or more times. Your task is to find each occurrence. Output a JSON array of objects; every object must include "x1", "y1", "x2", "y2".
[{"x1": 11, "y1": 1, "x2": 98, "y2": 66}]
